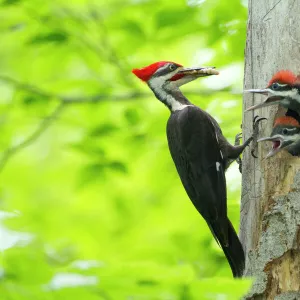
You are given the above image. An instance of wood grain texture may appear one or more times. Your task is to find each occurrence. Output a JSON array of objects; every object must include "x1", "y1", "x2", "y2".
[{"x1": 241, "y1": 0, "x2": 300, "y2": 298}]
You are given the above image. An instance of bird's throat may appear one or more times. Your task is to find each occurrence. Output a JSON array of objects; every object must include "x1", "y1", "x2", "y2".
[{"x1": 150, "y1": 85, "x2": 192, "y2": 112}]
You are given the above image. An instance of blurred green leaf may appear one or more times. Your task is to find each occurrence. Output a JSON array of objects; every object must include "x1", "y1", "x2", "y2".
[
  {"x1": 0, "y1": 0, "x2": 250, "y2": 299},
  {"x1": 1, "y1": 0, "x2": 20, "y2": 6},
  {"x1": 122, "y1": 20, "x2": 145, "y2": 38},
  {"x1": 88, "y1": 124, "x2": 118, "y2": 137},
  {"x1": 155, "y1": 8, "x2": 194, "y2": 28},
  {"x1": 28, "y1": 31, "x2": 69, "y2": 45},
  {"x1": 108, "y1": 161, "x2": 127, "y2": 173},
  {"x1": 22, "y1": 95, "x2": 46, "y2": 106},
  {"x1": 68, "y1": 142, "x2": 106, "y2": 157},
  {"x1": 124, "y1": 107, "x2": 141, "y2": 126}
]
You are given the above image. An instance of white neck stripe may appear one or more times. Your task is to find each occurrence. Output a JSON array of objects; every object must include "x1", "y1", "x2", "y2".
[
  {"x1": 172, "y1": 104, "x2": 193, "y2": 112},
  {"x1": 149, "y1": 77, "x2": 191, "y2": 112}
]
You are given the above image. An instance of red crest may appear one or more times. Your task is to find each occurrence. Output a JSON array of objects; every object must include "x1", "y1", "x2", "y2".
[
  {"x1": 268, "y1": 70, "x2": 297, "y2": 87},
  {"x1": 132, "y1": 61, "x2": 182, "y2": 82},
  {"x1": 274, "y1": 116, "x2": 300, "y2": 127}
]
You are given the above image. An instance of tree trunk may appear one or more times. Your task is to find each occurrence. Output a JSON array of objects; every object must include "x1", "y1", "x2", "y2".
[{"x1": 241, "y1": 0, "x2": 300, "y2": 299}]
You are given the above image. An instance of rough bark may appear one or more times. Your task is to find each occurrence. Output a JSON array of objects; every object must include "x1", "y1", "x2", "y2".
[{"x1": 241, "y1": 0, "x2": 300, "y2": 299}]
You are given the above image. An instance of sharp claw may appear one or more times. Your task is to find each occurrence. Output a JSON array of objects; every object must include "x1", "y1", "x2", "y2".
[
  {"x1": 252, "y1": 117, "x2": 267, "y2": 138},
  {"x1": 235, "y1": 132, "x2": 243, "y2": 146},
  {"x1": 248, "y1": 116, "x2": 267, "y2": 159},
  {"x1": 251, "y1": 149, "x2": 258, "y2": 158},
  {"x1": 253, "y1": 117, "x2": 267, "y2": 129},
  {"x1": 236, "y1": 157, "x2": 242, "y2": 173},
  {"x1": 253, "y1": 115, "x2": 259, "y2": 123},
  {"x1": 255, "y1": 117, "x2": 268, "y2": 124},
  {"x1": 235, "y1": 133, "x2": 242, "y2": 140}
]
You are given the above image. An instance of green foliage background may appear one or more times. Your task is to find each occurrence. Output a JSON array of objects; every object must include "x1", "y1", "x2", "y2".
[{"x1": 0, "y1": 0, "x2": 251, "y2": 299}]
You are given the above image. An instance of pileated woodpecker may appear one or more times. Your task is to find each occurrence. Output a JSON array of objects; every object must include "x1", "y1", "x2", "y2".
[
  {"x1": 132, "y1": 61, "x2": 263, "y2": 278},
  {"x1": 245, "y1": 70, "x2": 300, "y2": 113},
  {"x1": 258, "y1": 116, "x2": 300, "y2": 157}
]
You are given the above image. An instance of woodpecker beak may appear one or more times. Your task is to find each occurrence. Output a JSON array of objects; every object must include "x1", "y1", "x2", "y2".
[
  {"x1": 244, "y1": 88, "x2": 284, "y2": 112},
  {"x1": 245, "y1": 88, "x2": 269, "y2": 96},
  {"x1": 257, "y1": 134, "x2": 284, "y2": 157},
  {"x1": 172, "y1": 67, "x2": 219, "y2": 87},
  {"x1": 178, "y1": 67, "x2": 219, "y2": 77}
]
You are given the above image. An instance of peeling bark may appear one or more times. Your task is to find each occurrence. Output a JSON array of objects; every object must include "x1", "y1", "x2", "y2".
[{"x1": 241, "y1": 0, "x2": 300, "y2": 299}]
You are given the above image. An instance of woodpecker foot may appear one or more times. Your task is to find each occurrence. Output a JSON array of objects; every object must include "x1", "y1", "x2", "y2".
[
  {"x1": 236, "y1": 157, "x2": 242, "y2": 173},
  {"x1": 251, "y1": 116, "x2": 267, "y2": 158},
  {"x1": 234, "y1": 133, "x2": 243, "y2": 173},
  {"x1": 235, "y1": 132, "x2": 242, "y2": 146}
]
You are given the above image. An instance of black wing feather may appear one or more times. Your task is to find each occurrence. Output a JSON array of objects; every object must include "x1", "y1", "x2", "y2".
[
  {"x1": 166, "y1": 106, "x2": 245, "y2": 277},
  {"x1": 167, "y1": 106, "x2": 227, "y2": 242}
]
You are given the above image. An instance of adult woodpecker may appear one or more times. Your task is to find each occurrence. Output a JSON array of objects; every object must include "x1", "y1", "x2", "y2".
[
  {"x1": 245, "y1": 70, "x2": 300, "y2": 113},
  {"x1": 258, "y1": 116, "x2": 300, "y2": 157},
  {"x1": 132, "y1": 61, "x2": 263, "y2": 278}
]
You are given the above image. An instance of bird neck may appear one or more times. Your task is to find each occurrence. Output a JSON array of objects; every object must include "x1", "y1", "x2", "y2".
[
  {"x1": 284, "y1": 85, "x2": 300, "y2": 108},
  {"x1": 148, "y1": 83, "x2": 193, "y2": 112},
  {"x1": 287, "y1": 137, "x2": 300, "y2": 155}
]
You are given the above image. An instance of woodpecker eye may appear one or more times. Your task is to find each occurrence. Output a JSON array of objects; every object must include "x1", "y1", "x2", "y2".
[
  {"x1": 272, "y1": 82, "x2": 280, "y2": 90},
  {"x1": 169, "y1": 64, "x2": 176, "y2": 71},
  {"x1": 283, "y1": 129, "x2": 288, "y2": 134}
]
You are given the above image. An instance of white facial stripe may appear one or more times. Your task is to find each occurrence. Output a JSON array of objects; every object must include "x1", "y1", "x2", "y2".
[
  {"x1": 149, "y1": 76, "x2": 165, "y2": 89},
  {"x1": 285, "y1": 128, "x2": 298, "y2": 132},
  {"x1": 273, "y1": 132, "x2": 300, "y2": 142},
  {"x1": 153, "y1": 64, "x2": 180, "y2": 80},
  {"x1": 156, "y1": 65, "x2": 169, "y2": 72},
  {"x1": 216, "y1": 162, "x2": 221, "y2": 171},
  {"x1": 270, "y1": 88, "x2": 300, "y2": 101},
  {"x1": 149, "y1": 76, "x2": 192, "y2": 111},
  {"x1": 288, "y1": 133, "x2": 300, "y2": 142}
]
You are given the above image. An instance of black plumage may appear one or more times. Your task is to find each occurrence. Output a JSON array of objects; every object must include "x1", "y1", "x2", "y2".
[{"x1": 167, "y1": 106, "x2": 245, "y2": 277}]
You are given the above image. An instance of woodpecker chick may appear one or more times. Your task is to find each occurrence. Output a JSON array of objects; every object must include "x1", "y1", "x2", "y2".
[
  {"x1": 258, "y1": 116, "x2": 300, "y2": 157},
  {"x1": 132, "y1": 61, "x2": 264, "y2": 278},
  {"x1": 245, "y1": 70, "x2": 300, "y2": 113}
]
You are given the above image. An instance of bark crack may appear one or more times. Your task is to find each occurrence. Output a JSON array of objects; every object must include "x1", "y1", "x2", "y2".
[{"x1": 262, "y1": 0, "x2": 283, "y2": 21}]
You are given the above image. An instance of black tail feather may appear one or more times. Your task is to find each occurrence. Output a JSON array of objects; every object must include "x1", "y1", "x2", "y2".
[{"x1": 209, "y1": 218, "x2": 245, "y2": 278}]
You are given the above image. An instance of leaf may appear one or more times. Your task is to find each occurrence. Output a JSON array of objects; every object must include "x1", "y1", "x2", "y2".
[
  {"x1": 67, "y1": 143, "x2": 106, "y2": 157},
  {"x1": 88, "y1": 124, "x2": 118, "y2": 137},
  {"x1": 28, "y1": 31, "x2": 68, "y2": 45},
  {"x1": 79, "y1": 163, "x2": 106, "y2": 186},
  {"x1": 121, "y1": 20, "x2": 145, "y2": 39},
  {"x1": 22, "y1": 95, "x2": 46, "y2": 106},
  {"x1": 1, "y1": 0, "x2": 20, "y2": 6},
  {"x1": 78, "y1": 160, "x2": 127, "y2": 186},
  {"x1": 136, "y1": 279, "x2": 159, "y2": 286},
  {"x1": 132, "y1": 133, "x2": 147, "y2": 142},
  {"x1": 108, "y1": 161, "x2": 127, "y2": 173},
  {"x1": 155, "y1": 8, "x2": 194, "y2": 28},
  {"x1": 179, "y1": 284, "x2": 192, "y2": 300},
  {"x1": 124, "y1": 108, "x2": 140, "y2": 126}
]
